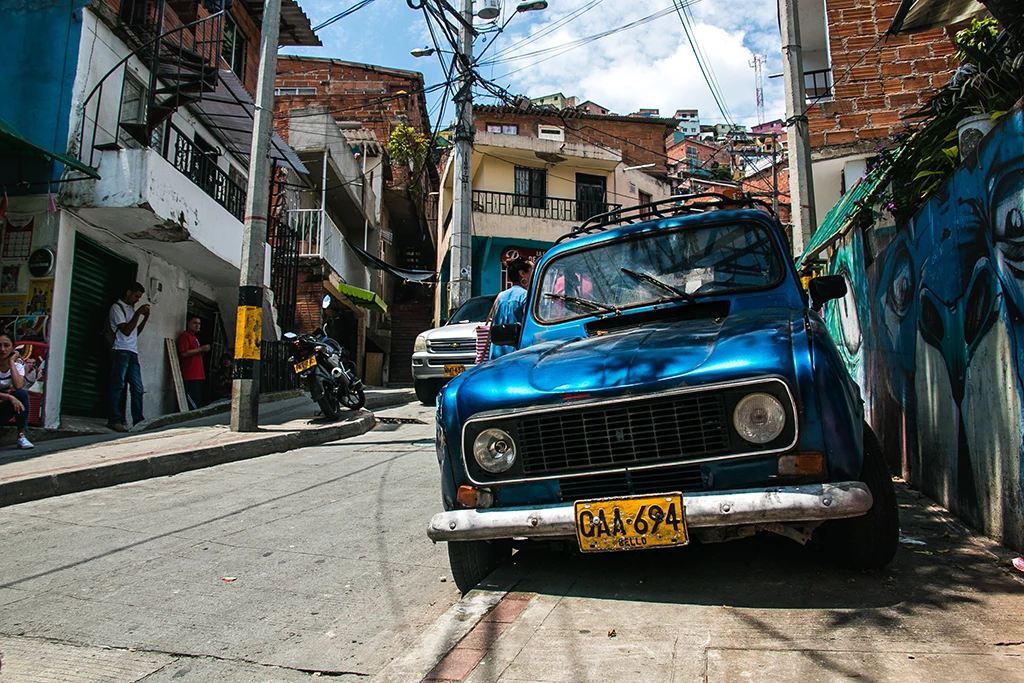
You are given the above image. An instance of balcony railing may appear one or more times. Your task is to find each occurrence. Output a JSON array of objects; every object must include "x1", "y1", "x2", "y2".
[
  {"x1": 472, "y1": 190, "x2": 621, "y2": 222},
  {"x1": 288, "y1": 208, "x2": 369, "y2": 289},
  {"x1": 166, "y1": 124, "x2": 246, "y2": 220}
]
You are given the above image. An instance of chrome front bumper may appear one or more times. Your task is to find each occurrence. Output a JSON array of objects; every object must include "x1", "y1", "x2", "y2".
[{"x1": 427, "y1": 482, "x2": 872, "y2": 542}]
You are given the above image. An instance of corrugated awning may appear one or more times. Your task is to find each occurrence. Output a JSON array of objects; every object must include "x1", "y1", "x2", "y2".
[
  {"x1": 189, "y1": 70, "x2": 308, "y2": 175},
  {"x1": 887, "y1": 0, "x2": 988, "y2": 35},
  {"x1": 335, "y1": 281, "x2": 387, "y2": 314},
  {"x1": 241, "y1": 0, "x2": 321, "y2": 46},
  {"x1": 0, "y1": 118, "x2": 100, "y2": 179},
  {"x1": 799, "y1": 161, "x2": 894, "y2": 268}
]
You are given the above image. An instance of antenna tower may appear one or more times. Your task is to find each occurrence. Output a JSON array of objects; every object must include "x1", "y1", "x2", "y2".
[{"x1": 750, "y1": 55, "x2": 766, "y2": 125}]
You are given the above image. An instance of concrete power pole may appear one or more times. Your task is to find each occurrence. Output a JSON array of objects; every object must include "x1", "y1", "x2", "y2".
[
  {"x1": 448, "y1": 0, "x2": 475, "y2": 315},
  {"x1": 230, "y1": 0, "x2": 282, "y2": 432},
  {"x1": 779, "y1": 0, "x2": 816, "y2": 257}
]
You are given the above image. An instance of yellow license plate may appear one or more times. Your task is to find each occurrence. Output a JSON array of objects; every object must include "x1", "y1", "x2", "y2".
[
  {"x1": 575, "y1": 493, "x2": 688, "y2": 553},
  {"x1": 443, "y1": 363, "x2": 465, "y2": 377},
  {"x1": 294, "y1": 356, "x2": 317, "y2": 373}
]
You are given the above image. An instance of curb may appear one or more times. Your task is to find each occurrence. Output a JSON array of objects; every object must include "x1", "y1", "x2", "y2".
[
  {"x1": 0, "y1": 410, "x2": 377, "y2": 508},
  {"x1": 133, "y1": 389, "x2": 305, "y2": 432}
]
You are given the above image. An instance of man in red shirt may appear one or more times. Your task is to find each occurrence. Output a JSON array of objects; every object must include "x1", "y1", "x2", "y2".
[{"x1": 177, "y1": 315, "x2": 210, "y2": 410}]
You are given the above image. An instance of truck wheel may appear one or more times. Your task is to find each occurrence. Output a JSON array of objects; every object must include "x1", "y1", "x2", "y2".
[
  {"x1": 826, "y1": 423, "x2": 899, "y2": 569},
  {"x1": 447, "y1": 540, "x2": 511, "y2": 594},
  {"x1": 415, "y1": 380, "x2": 437, "y2": 406}
]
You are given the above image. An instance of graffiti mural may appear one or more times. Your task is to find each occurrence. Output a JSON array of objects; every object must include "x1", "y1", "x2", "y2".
[{"x1": 823, "y1": 106, "x2": 1024, "y2": 551}]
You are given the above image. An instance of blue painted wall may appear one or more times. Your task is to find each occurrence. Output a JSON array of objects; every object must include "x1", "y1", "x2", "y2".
[
  {"x1": 822, "y1": 105, "x2": 1024, "y2": 552},
  {"x1": 0, "y1": 0, "x2": 87, "y2": 185},
  {"x1": 471, "y1": 236, "x2": 552, "y2": 297}
]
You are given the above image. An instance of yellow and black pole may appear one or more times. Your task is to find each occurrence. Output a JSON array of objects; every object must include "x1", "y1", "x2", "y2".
[{"x1": 230, "y1": 0, "x2": 282, "y2": 432}]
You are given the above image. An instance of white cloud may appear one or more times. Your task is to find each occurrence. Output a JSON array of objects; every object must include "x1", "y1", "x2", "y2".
[{"x1": 479, "y1": 0, "x2": 786, "y2": 126}]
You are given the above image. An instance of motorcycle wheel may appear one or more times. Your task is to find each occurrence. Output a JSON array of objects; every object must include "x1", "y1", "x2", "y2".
[
  {"x1": 317, "y1": 393, "x2": 342, "y2": 421},
  {"x1": 339, "y1": 385, "x2": 366, "y2": 411}
]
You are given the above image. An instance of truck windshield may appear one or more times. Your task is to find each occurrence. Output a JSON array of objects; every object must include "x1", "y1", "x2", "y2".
[
  {"x1": 536, "y1": 221, "x2": 785, "y2": 322},
  {"x1": 447, "y1": 296, "x2": 495, "y2": 324}
]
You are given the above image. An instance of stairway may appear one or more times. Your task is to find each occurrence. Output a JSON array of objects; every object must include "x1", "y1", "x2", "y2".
[{"x1": 116, "y1": 0, "x2": 223, "y2": 146}]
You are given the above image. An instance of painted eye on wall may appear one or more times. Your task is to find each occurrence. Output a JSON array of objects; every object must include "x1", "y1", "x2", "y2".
[
  {"x1": 1003, "y1": 207, "x2": 1024, "y2": 240},
  {"x1": 885, "y1": 247, "x2": 915, "y2": 320}
]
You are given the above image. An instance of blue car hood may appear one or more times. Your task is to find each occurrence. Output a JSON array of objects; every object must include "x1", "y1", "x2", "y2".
[{"x1": 452, "y1": 307, "x2": 803, "y2": 413}]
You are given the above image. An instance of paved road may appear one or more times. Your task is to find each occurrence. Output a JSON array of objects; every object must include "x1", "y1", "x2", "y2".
[
  {"x1": 0, "y1": 403, "x2": 460, "y2": 681},
  {"x1": 3, "y1": 401, "x2": 1024, "y2": 682}
]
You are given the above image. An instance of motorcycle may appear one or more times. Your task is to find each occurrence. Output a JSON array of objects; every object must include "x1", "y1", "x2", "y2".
[{"x1": 284, "y1": 295, "x2": 366, "y2": 419}]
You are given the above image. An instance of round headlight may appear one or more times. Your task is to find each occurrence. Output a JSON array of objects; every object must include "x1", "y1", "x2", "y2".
[
  {"x1": 472, "y1": 428, "x2": 517, "y2": 473},
  {"x1": 733, "y1": 393, "x2": 786, "y2": 444},
  {"x1": 413, "y1": 335, "x2": 427, "y2": 353}
]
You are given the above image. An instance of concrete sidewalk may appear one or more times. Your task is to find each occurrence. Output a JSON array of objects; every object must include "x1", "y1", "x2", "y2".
[
  {"x1": 0, "y1": 387, "x2": 415, "y2": 508},
  {"x1": 384, "y1": 484, "x2": 1024, "y2": 683}
]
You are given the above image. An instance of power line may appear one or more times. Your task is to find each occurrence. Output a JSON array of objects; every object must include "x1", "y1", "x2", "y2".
[{"x1": 312, "y1": 0, "x2": 379, "y2": 32}]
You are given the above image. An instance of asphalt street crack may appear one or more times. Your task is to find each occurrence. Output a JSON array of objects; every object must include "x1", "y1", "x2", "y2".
[{"x1": 1, "y1": 633, "x2": 371, "y2": 679}]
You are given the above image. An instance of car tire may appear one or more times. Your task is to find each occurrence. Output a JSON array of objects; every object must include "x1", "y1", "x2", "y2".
[
  {"x1": 415, "y1": 380, "x2": 438, "y2": 406},
  {"x1": 447, "y1": 540, "x2": 511, "y2": 595},
  {"x1": 825, "y1": 422, "x2": 899, "y2": 570}
]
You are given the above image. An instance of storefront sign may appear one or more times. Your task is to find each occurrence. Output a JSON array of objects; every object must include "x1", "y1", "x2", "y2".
[{"x1": 28, "y1": 248, "x2": 55, "y2": 277}]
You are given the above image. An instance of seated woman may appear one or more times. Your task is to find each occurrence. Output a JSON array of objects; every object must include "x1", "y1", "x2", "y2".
[{"x1": 0, "y1": 332, "x2": 33, "y2": 449}]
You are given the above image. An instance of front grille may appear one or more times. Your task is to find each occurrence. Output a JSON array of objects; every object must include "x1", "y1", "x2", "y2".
[
  {"x1": 519, "y1": 393, "x2": 730, "y2": 475},
  {"x1": 558, "y1": 464, "x2": 705, "y2": 502},
  {"x1": 428, "y1": 339, "x2": 475, "y2": 353}
]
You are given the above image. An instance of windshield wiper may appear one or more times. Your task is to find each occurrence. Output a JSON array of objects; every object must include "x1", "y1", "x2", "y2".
[
  {"x1": 620, "y1": 267, "x2": 696, "y2": 304},
  {"x1": 543, "y1": 292, "x2": 619, "y2": 314}
]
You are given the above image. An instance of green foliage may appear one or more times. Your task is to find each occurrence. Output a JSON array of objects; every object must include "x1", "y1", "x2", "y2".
[{"x1": 387, "y1": 124, "x2": 430, "y2": 169}]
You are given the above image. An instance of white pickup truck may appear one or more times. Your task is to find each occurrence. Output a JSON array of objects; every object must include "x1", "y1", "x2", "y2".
[{"x1": 411, "y1": 294, "x2": 496, "y2": 405}]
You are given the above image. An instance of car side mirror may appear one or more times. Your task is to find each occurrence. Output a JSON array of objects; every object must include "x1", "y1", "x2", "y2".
[
  {"x1": 490, "y1": 323, "x2": 522, "y2": 347},
  {"x1": 808, "y1": 275, "x2": 847, "y2": 310}
]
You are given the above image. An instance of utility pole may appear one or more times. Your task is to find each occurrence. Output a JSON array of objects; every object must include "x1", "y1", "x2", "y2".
[
  {"x1": 771, "y1": 132, "x2": 780, "y2": 216},
  {"x1": 779, "y1": 0, "x2": 816, "y2": 257},
  {"x1": 230, "y1": 0, "x2": 282, "y2": 432},
  {"x1": 448, "y1": 0, "x2": 475, "y2": 316}
]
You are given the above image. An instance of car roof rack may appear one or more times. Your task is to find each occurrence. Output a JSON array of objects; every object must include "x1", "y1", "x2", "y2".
[{"x1": 555, "y1": 193, "x2": 776, "y2": 244}]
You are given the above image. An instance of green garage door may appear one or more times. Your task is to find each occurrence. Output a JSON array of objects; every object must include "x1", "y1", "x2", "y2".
[{"x1": 61, "y1": 234, "x2": 137, "y2": 417}]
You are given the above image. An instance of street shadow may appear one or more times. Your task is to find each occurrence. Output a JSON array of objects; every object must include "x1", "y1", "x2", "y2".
[{"x1": 497, "y1": 486, "x2": 1024, "y2": 624}]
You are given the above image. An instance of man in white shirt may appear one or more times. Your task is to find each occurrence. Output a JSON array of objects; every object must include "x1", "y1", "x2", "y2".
[{"x1": 107, "y1": 282, "x2": 150, "y2": 432}]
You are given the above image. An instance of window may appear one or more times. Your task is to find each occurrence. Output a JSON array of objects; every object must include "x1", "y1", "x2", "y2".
[
  {"x1": 274, "y1": 86, "x2": 317, "y2": 96},
  {"x1": 118, "y1": 72, "x2": 148, "y2": 147},
  {"x1": 514, "y1": 166, "x2": 546, "y2": 209},
  {"x1": 486, "y1": 123, "x2": 518, "y2": 135},
  {"x1": 537, "y1": 125, "x2": 565, "y2": 141},
  {"x1": 222, "y1": 15, "x2": 247, "y2": 81},
  {"x1": 638, "y1": 190, "x2": 652, "y2": 215}
]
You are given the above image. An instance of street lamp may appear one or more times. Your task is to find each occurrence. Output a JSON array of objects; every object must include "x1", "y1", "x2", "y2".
[{"x1": 411, "y1": 46, "x2": 437, "y2": 58}]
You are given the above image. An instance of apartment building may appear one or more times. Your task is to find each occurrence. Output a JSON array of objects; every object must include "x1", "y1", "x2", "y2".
[{"x1": 0, "y1": 0, "x2": 318, "y2": 427}]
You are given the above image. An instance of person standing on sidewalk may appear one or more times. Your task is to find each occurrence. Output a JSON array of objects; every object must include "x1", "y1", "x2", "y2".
[
  {"x1": 177, "y1": 315, "x2": 210, "y2": 410},
  {"x1": 0, "y1": 332, "x2": 33, "y2": 449},
  {"x1": 107, "y1": 282, "x2": 150, "y2": 432}
]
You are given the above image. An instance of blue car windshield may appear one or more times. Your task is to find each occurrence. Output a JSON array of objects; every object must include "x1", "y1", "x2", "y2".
[{"x1": 536, "y1": 221, "x2": 785, "y2": 322}]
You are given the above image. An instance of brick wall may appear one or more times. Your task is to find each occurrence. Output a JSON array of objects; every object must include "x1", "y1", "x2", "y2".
[
  {"x1": 274, "y1": 56, "x2": 431, "y2": 159},
  {"x1": 741, "y1": 161, "x2": 792, "y2": 227},
  {"x1": 807, "y1": 0, "x2": 959, "y2": 151},
  {"x1": 474, "y1": 107, "x2": 675, "y2": 174},
  {"x1": 666, "y1": 138, "x2": 731, "y2": 173}
]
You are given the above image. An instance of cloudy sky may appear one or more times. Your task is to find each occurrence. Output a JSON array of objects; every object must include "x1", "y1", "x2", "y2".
[{"x1": 287, "y1": 0, "x2": 786, "y2": 129}]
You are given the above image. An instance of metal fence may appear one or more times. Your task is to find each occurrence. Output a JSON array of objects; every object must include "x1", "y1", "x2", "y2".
[
  {"x1": 259, "y1": 340, "x2": 298, "y2": 394},
  {"x1": 166, "y1": 124, "x2": 246, "y2": 220},
  {"x1": 472, "y1": 190, "x2": 620, "y2": 222}
]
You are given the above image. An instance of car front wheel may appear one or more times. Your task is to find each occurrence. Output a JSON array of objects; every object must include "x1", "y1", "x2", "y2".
[
  {"x1": 415, "y1": 379, "x2": 438, "y2": 406},
  {"x1": 447, "y1": 540, "x2": 511, "y2": 594},
  {"x1": 824, "y1": 422, "x2": 899, "y2": 570}
]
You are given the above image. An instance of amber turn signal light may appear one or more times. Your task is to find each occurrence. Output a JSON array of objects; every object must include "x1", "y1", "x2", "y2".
[
  {"x1": 778, "y1": 452, "x2": 823, "y2": 476},
  {"x1": 457, "y1": 485, "x2": 494, "y2": 508}
]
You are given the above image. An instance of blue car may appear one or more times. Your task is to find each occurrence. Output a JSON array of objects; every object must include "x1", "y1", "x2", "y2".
[{"x1": 429, "y1": 196, "x2": 898, "y2": 593}]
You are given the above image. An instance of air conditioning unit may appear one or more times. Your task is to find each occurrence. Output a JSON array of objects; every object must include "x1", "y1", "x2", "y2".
[
  {"x1": 476, "y1": 0, "x2": 501, "y2": 20},
  {"x1": 537, "y1": 124, "x2": 564, "y2": 142}
]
